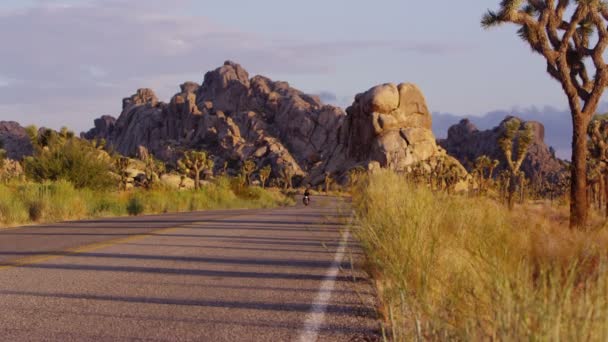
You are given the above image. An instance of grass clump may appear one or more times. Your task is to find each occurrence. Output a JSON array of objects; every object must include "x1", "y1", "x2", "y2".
[
  {"x1": 353, "y1": 170, "x2": 608, "y2": 341},
  {"x1": 126, "y1": 195, "x2": 145, "y2": 216}
]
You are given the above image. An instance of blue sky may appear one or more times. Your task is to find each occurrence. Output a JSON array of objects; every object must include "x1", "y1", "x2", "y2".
[{"x1": 0, "y1": 0, "x2": 572, "y2": 133}]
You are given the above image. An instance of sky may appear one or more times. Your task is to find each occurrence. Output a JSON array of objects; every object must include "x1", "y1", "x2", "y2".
[{"x1": 0, "y1": 0, "x2": 580, "y2": 136}]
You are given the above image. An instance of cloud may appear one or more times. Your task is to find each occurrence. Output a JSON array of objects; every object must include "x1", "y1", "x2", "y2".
[
  {"x1": 316, "y1": 91, "x2": 338, "y2": 103},
  {"x1": 0, "y1": 0, "x2": 468, "y2": 132}
]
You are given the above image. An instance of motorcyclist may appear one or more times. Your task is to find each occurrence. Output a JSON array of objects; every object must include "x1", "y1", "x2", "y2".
[{"x1": 303, "y1": 186, "x2": 311, "y2": 205}]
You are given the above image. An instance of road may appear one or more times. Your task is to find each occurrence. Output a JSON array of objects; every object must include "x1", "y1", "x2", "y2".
[{"x1": 0, "y1": 196, "x2": 379, "y2": 341}]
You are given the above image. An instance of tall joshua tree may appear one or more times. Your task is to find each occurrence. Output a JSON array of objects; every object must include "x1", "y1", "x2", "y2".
[
  {"x1": 498, "y1": 118, "x2": 534, "y2": 210},
  {"x1": 178, "y1": 151, "x2": 214, "y2": 190},
  {"x1": 483, "y1": 1, "x2": 608, "y2": 226}
]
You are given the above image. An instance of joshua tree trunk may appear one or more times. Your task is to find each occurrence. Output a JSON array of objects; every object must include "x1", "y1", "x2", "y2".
[
  {"x1": 194, "y1": 166, "x2": 201, "y2": 190},
  {"x1": 508, "y1": 173, "x2": 517, "y2": 210},
  {"x1": 605, "y1": 172, "x2": 608, "y2": 218},
  {"x1": 519, "y1": 174, "x2": 525, "y2": 204},
  {"x1": 571, "y1": 116, "x2": 589, "y2": 227}
]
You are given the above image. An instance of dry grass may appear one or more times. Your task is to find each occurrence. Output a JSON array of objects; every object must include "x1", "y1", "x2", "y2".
[
  {"x1": 0, "y1": 177, "x2": 293, "y2": 227},
  {"x1": 353, "y1": 170, "x2": 608, "y2": 341}
]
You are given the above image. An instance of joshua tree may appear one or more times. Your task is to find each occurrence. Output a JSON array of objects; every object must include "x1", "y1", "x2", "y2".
[
  {"x1": 0, "y1": 139, "x2": 6, "y2": 182},
  {"x1": 241, "y1": 160, "x2": 256, "y2": 186},
  {"x1": 178, "y1": 151, "x2": 214, "y2": 190},
  {"x1": 483, "y1": 1, "x2": 608, "y2": 226},
  {"x1": 474, "y1": 155, "x2": 493, "y2": 194},
  {"x1": 347, "y1": 166, "x2": 367, "y2": 189},
  {"x1": 324, "y1": 172, "x2": 334, "y2": 193},
  {"x1": 259, "y1": 165, "x2": 272, "y2": 189},
  {"x1": 498, "y1": 118, "x2": 534, "y2": 210},
  {"x1": 143, "y1": 157, "x2": 166, "y2": 189},
  {"x1": 489, "y1": 159, "x2": 500, "y2": 179},
  {"x1": 279, "y1": 167, "x2": 293, "y2": 190},
  {"x1": 114, "y1": 157, "x2": 130, "y2": 191}
]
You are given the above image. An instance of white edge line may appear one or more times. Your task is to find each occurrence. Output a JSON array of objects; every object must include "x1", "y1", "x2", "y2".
[{"x1": 297, "y1": 215, "x2": 352, "y2": 342}]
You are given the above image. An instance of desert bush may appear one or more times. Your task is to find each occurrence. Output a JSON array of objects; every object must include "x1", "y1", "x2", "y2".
[
  {"x1": 126, "y1": 195, "x2": 145, "y2": 216},
  {"x1": 353, "y1": 170, "x2": 608, "y2": 341},
  {"x1": 0, "y1": 184, "x2": 28, "y2": 224},
  {"x1": 24, "y1": 139, "x2": 114, "y2": 190}
]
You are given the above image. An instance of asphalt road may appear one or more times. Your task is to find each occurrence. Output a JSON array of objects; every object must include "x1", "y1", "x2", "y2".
[{"x1": 0, "y1": 196, "x2": 379, "y2": 341}]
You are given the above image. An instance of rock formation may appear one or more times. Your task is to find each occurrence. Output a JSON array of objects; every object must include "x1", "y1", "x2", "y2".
[
  {"x1": 315, "y1": 83, "x2": 465, "y2": 183},
  {"x1": 83, "y1": 61, "x2": 344, "y2": 182},
  {"x1": 84, "y1": 61, "x2": 464, "y2": 184},
  {"x1": 438, "y1": 117, "x2": 567, "y2": 183},
  {"x1": 0, "y1": 121, "x2": 33, "y2": 160}
]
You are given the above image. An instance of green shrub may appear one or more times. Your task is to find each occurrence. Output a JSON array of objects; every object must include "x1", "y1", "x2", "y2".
[
  {"x1": 27, "y1": 200, "x2": 45, "y2": 222},
  {"x1": 126, "y1": 195, "x2": 144, "y2": 216},
  {"x1": 24, "y1": 139, "x2": 114, "y2": 190}
]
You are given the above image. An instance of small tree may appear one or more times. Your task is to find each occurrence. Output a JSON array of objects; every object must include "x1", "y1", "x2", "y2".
[
  {"x1": 178, "y1": 151, "x2": 214, "y2": 190},
  {"x1": 114, "y1": 157, "x2": 130, "y2": 191},
  {"x1": 324, "y1": 172, "x2": 333, "y2": 193},
  {"x1": 259, "y1": 165, "x2": 272, "y2": 189},
  {"x1": 348, "y1": 166, "x2": 367, "y2": 190},
  {"x1": 279, "y1": 167, "x2": 293, "y2": 190},
  {"x1": 474, "y1": 155, "x2": 492, "y2": 194},
  {"x1": 483, "y1": 0, "x2": 608, "y2": 227},
  {"x1": 489, "y1": 159, "x2": 500, "y2": 179},
  {"x1": 143, "y1": 157, "x2": 166, "y2": 189},
  {"x1": 498, "y1": 118, "x2": 534, "y2": 210},
  {"x1": 241, "y1": 160, "x2": 256, "y2": 186},
  {"x1": 0, "y1": 139, "x2": 6, "y2": 182}
]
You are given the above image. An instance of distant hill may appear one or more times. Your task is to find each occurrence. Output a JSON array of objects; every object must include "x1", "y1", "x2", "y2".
[
  {"x1": 438, "y1": 117, "x2": 568, "y2": 186},
  {"x1": 433, "y1": 103, "x2": 608, "y2": 160}
]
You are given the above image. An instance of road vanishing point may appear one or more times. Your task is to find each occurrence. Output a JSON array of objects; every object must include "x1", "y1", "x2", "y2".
[{"x1": 0, "y1": 197, "x2": 379, "y2": 341}]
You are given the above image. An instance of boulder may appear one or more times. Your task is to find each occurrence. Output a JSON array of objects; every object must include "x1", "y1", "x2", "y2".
[
  {"x1": 122, "y1": 88, "x2": 158, "y2": 110},
  {"x1": 314, "y1": 82, "x2": 447, "y2": 182},
  {"x1": 81, "y1": 115, "x2": 116, "y2": 141},
  {"x1": 0, "y1": 121, "x2": 33, "y2": 160}
]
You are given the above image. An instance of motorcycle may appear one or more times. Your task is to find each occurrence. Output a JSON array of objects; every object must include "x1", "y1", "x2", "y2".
[{"x1": 303, "y1": 195, "x2": 310, "y2": 206}]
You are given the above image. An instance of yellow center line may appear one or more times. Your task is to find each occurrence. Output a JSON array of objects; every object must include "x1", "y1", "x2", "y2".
[
  {"x1": 0, "y1": 210, "x2": 272, "y2": 272},
  {"x1": 0, "y1": 226, "x2": 184, "y2": 271}
]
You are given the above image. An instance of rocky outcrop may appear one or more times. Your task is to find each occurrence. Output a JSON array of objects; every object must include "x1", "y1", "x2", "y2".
[
  {"x1": 82, "y1": 115, "x2": 116, "y2": 141},
  {"x1": 84, "y1": 61, "x2": 344, "y2": 182},
  {"x1": 0, "y1": 121, "x2": 33, "y2": 160},
  {"x1": 84, "y1": 61, "x2": 464, "y2": 184},
  {"x1": 438, "y1": 117, "x2": 566, "y2": 183},
  {"x1": 315, "y1": 83, "x2": 465, "y2": 182}
]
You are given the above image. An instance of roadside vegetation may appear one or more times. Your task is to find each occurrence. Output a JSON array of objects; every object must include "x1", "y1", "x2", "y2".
[
  {"x1": 0, "y1": 178, "x2": 290, "y2": 227},
  {"x1": 0, "y1": 128, "x2": 292, "y2": 227},
  {"x1": 353, "y1": 170, "x2": 608, "y2": 341}
]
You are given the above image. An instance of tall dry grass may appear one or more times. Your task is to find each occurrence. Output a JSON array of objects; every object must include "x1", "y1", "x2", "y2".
[
  {"x1": 353, "y1": 170, "x2": 608, "y2": 341},
  {"x1": 0, "y1": 177, "x2": 292, "y2": 227}
]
